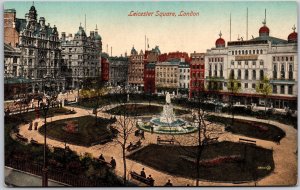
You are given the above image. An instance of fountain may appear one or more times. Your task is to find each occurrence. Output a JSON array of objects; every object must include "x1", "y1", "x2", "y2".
[{"x1": 137, "y1": 92, "x2": 197, "y2": 134}]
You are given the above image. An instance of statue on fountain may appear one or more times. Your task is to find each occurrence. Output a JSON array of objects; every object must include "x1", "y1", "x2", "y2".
[{"x1": 166, "y1": 92, "x2": 171, "y2": 104}]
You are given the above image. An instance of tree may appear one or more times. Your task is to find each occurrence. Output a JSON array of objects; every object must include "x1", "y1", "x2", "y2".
[
  {"x1": 227, "y1": 77, "x2": 241, "y2": 125},
  {"x1": 174, "y1": 84, "x2": 221, "y2": 186},
  {"x1": 256, "y1": 76, "x2": 272, "y2": 114},
  {"x1": 80, "y1": 80, "x2": 108, "y2": 124},
  {"x1": 108, "y1": 85, "x2": 137, "y2": 185}
]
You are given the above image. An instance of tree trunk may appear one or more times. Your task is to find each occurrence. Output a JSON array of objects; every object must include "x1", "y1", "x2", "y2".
[{"x1": 122, "y1": 145, "x2": 127, "y2": 185}]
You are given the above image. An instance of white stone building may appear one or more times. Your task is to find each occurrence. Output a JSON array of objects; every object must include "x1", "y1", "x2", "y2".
[{"x1": 205, "y1": 22, "x2": 297, "y2": 109}]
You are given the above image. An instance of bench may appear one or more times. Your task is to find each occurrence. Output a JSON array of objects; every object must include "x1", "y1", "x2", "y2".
[
  {"x1": 157, "y1": 137, "x2": 175, "y2": 145},
  {"x1": 126, "y1": 141, "x2": 142, "y2": 152},
  {"x1": 239, "y1": 138, "x2": 256, "y2": 145},
  {"x1": 30, "y1": 139, "x2": 40, "y2": 145},
  {"x1": 130, "y1": 171, "x2": 154, "y2": 186},
  {"x1": 98, "y1": 159, "x2": 112, "y2": 168},
  {"x1": 16, "y1": 134, "x2": 28, "y2": 142},
  {"x1": 203, "y1": 137, "x2": 219, "y2": 145}
]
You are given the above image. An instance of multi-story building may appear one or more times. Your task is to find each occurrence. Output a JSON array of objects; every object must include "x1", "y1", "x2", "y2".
[
  {"x1": 61, "y1": 25, "x2": 102, "y2": 89},
  {"x1": 101, "y1": 53, "x2": 109, "y2": 83},
  {"x1": 144, "y1": 63, "x2": 156, "y2": 94},
  {"x1": 178, "y1": 62, "x2": 190, "y2": 97},
  {"x1": 108, "y1": 56, "x2": 129, "y2": 86},
  {"x1": 4, "y1": 43, "x2": 21, "y2": 78},
  {"x1": 4, "y1": 5, "x2": 66, "y2": 94},
  {"x1": 155, "y1": 61, "x2": 180, "y2": 95},
  {"x1": 205, "y1": 21, "x2": 297, "y2": 109},
  {"x1": 128, "y1": 46, "x2": 144, "y2": 91},
  {"x1": 143, "y1": 46, "x2": 160, "y2": 94},
  {"x1": 4, "y1": 9, "x2": 20, "y2": 48},
  {"x1": 158, "y1": 51, "x2": 190, "y2": 62},
  {"x1": 190, "y1": 52, "x2": 205, "y2": 98}
]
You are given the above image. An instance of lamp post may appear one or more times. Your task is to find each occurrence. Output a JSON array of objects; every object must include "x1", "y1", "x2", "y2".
[
  {"x1": 40, "y1": 97, "x2": 50, "y2": 187},
  {"x1": 40, "y1": 74, "x2": 51, "y2": 187}
]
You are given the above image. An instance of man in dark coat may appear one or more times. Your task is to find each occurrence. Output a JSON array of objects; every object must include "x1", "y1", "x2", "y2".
[
  {"x1": 140, "y1": 168, "x2": 146, "y2": 178},
  {"x1": 110, "y1": 157, "x2": 116, "y2": 169}
]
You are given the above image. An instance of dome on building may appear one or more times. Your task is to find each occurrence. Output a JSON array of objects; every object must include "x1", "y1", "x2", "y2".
[
  {"x1": 95, "y1": 32, "x2": 102, "y2": 40},
  {"x1": 131, "y1": 46, "x2": 137, "y2": 55},
  {"x1": 94, "y1": 25, "x2": 102, "y2": 40},
  {"x1": 153, "y1": 46, "x2": 161, "y2": 54},
  {"x1": 259, "y1": 19, "x2": 270, "y2": 37},
  {"x1": 30, "y1": 5, "x2": 36, "y2": 12},
  {"x1": 215, "y1": 31, "x2": 225, "y2": 48},
  {"x1": 76, "y1": 24, "x2": 86, "y2": 36},
  {"x1": 288, "y1": 25, "x2": 297, "y2": 43}
]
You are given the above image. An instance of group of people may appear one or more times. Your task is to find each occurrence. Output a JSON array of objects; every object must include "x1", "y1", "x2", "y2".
[
  {"x1": 99, "y1": 154, "x2": 116, "y2": 169},
  {"x1": 28, "y1": 121, "x2": 38, "y2": 131}
]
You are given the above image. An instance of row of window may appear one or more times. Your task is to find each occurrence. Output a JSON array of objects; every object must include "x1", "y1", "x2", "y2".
[
  {"x1": 208, "y1": 57, "x2": 223, "y2": 63},
  {"x1": 190, "y1": 65, "x2": 204, "y2": 70},
  {"x1": 179, "y1": 75, "x2": 190, "y2": 80},
  {"x1": 273, "y1": 56, "x2": 294, "y2": 62},
  {"x1": 179, "y1": 83, "x2": 189, "y2": 88},
  {"x1": 229, "y1": 69, "x2": 263, "y2": 80},
  {"x1": 179, "y1": 68, "x2": 190, "y2": 73},
  {"x1": 231, "y1": 49, "x2": 263, "y2": 55},
  {"x1": 156, "y1": 78, "x2": 178, "y2": 83},
  {"x1": 230, "y1": 60, "x2": 264, "y2": 66},
  {"x1": 156, "y1": 73, "x2": 178, "y2": 78}
]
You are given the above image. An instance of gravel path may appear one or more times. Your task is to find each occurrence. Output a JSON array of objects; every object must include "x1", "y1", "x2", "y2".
[{"x1": 15, "y1": 105, "x2": 297, "y2": 186}]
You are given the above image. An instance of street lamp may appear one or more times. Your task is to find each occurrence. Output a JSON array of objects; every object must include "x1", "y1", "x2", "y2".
[
  {"x1": 40, "y1": 74, "x2": 51, "y2": 187},
  {"x1": 40, "y1": 97, "x2": 50, "y2": 187}
]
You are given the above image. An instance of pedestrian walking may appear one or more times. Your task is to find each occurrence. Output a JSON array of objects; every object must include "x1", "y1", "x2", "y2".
[{"x1": 110, "y1": 157, "x2": 116, "y2": 169}]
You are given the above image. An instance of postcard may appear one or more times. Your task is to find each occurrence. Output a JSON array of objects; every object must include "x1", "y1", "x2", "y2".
[{"x1": 4, "y1": 1, "x2": 297, "y2": 187}]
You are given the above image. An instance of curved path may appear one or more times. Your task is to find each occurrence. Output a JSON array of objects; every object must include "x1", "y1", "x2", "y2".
[{"x1": 15, "y1": 105, "x2": 297, "y2": 186}]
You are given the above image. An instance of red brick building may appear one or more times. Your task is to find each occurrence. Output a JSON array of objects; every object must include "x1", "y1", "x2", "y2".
[
  {"x1": 144, "y1": 63, "x2": 156, "y2": 94},
  {"x1": 158, "y1": 51, "x2": 190, "y2": 62},
  {"x1": 189, "y1": 52, "x2": 205, "y2": 98},
  {"x1": 143, "y1": 46, "x2": 160, "y2": 94},
  {"x1": 101, "y1": 53, "x2": 109, "y2": 82},
  {"x1": 4, "y1": 9, "x2": 19, "y2": 48}
]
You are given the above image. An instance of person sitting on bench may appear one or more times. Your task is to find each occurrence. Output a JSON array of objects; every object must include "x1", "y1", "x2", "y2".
[
  {"x1": 164, "y1": 179, "x2": 173, "y2": 186},
  {"x1": 140, "y1": 168, "x2": 146, "y2": 178},
  {"x1": 99, "y1": 154, "x2": 105, "y2": 161},
  {"x1": 126, "y1": 142, "x2": 133, "y2": 150}
]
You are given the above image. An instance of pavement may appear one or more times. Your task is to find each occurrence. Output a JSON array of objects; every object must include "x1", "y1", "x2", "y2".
[
  {"x1": 11, "y1": 104, "x2": 298, "y2": 186},
  {"x1": 5, "y1": 167, "x2": 66, "y2": 187}
]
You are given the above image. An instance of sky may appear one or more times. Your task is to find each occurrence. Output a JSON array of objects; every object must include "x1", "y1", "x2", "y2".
[{"x1": 4, "y1": 1, "x2": 298, "y2": 56}]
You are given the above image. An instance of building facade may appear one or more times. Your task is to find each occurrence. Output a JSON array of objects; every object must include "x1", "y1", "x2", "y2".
[
  {"x1": 205, "y1": 22, "x2": 298, "y2": 109},
  {"x1": 4, "y1": 5, "x2": 66, "y2": 94},
  {"x1": 108, "y1": 56, "x2": 129, "y2": 86},
  {"x1": 144, "y1": 63, "x2": 156, "y2": 94},
  {"x1": 4, "y1": 43, "x2": 21, "y2": 78},
  {"x1": 61, "y1": 25, "x2": 102, "y2": 89},
  {"x1": 128, "y1": 47, "x2": 145, "y2": 91},
  {"x1": 178, "y1": 62, "x2": 190, "y2": 97},
  {"x1": 101, "y1": 53, "x2": 110, "y2": 83},
  {"x1": 143, "y1": 46, "x2": 160, "y2": 94},
  {"x1": 190, "y1": 52, "x2": 205, "y2": 98},
  {"x1": 155, "y1": 61, "x2": 180, "y2": 95}
]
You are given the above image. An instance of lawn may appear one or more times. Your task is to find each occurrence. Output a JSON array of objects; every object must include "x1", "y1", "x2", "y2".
[
  {"x1": 206, "y1": 115, "x2": 286, "y2": 142},
  {"x1": 127, "y1": 142, "x2": 274, "y2": 182},
  {"x1": 106, "y1": 104, "x2": 190, "y2": 116},
  {"x1": 39, "y1": 116, "x2": 116, "y2": 146}
]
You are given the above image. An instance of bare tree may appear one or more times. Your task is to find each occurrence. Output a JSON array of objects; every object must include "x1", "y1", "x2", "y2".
[
  {"x1": 173, "y1": 85, "x2": 222, "y2": 186},
  {"x1": 109, "y1": 84, "x2": 137, "y2": 185},
  {"x1": 227, "y1": 77, "x2": 241, "y2": 125}
]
